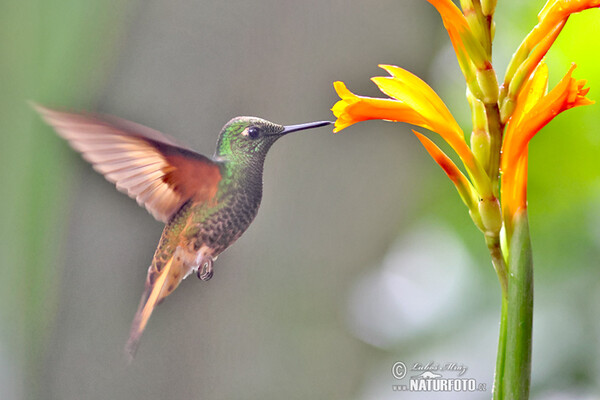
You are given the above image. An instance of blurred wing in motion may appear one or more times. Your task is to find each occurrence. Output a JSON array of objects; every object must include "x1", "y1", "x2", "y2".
[{"x1": 34, "y1": 105, "x2": 222, "y2": 222}]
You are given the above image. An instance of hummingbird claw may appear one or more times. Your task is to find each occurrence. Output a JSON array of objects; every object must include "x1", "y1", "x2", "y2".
[{"x1": 197, "y1": 257, "x2": 214, "y2": 281}]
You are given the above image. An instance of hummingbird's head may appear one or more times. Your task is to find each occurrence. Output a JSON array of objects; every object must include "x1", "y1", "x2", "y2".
[{"x1": 214, "y1": 116, "x2": 332, "y2": 163}]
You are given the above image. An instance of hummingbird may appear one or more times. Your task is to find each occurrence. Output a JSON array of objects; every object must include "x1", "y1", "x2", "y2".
[{"x1": 34, "y1": 105, "x2": 332, "y2": 358}]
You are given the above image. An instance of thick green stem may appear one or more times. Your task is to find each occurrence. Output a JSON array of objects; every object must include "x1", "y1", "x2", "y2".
[
  {"x1": 486, "y1": 231, "x2": 509, "y2": 400},
  {"x1": 485, "y1": 233, "x2": 508, "y2": 295},
  {"x1": 487, "y1": 230, "x2": 509, "y2": 400},
  {"x1": 503, "y1": 210, "x2": 534, "y2": 399},
  {"x1": 493, "y1": 294, "x2": 508, "y2": 400}
]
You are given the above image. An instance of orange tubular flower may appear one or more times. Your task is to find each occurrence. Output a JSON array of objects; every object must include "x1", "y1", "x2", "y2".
[
  {"x1": 332, "y1": 65, "x2": 462, "y2": 138},
  {"x1": 332, "y1": 65, "x2": 491, "y2": 197},
  {"x1": 332, "y1": 82, "x2": 425, "y2": 132},
  {"x1": 501, "y1": 62, "x2": 594, "y2": 227}
]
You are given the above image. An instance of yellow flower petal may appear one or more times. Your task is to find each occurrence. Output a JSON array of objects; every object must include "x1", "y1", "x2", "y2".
[
  {"x1": 332, "y1": 81, "x2": 427, "y2": 133},
  {"x1": 376, "y1": 64, "x2": 460, "y2": 133},
  {"x1": 332, "y1": 70, "x2": 493, "y2": 198},
  {"x1": 369, "y1": 65, "x2": 468, "y2": 156},
  {"x1": 519, "y1": 62, "x2": 550, "y2": 114}
]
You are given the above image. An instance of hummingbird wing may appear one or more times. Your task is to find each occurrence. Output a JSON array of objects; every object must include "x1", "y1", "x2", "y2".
[{"x1": 34, "y1": 105, "x2": 222, "y2": 223}]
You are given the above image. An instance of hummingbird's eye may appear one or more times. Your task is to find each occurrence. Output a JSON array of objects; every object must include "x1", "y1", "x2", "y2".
[{"x1": 247, "y1": 126, "x2": 260, "y2": 139}]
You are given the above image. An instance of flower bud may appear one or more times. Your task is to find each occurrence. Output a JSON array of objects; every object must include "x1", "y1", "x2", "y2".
[
  {"x1": 481, "y1": 0, "x2": 497, "y2": 16},
  {"x1": 469, "y1": 208, "x2": 486, "y2": 233},
  {"x1": 476, "y1": 68, "x2": 500, "y2": 103},
  {"x1": 479, "y1": 197, "x2": 503, "y2": 235},
  {"x1": 471, "y1": 129, "x2": 491, "y2": 171},
  {"x1": 500, "y1": 98, "x2": 516, "y2": 124}
]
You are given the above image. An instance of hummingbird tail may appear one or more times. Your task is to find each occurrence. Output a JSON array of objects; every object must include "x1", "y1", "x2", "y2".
[{"x1": 125, "y1": 247, "x2": 186, "y2": 360}]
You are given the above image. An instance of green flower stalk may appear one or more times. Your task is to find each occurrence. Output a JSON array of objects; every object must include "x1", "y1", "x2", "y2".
[{"x1": 331, "y1": 0, "x2": 598, "y2": 398}]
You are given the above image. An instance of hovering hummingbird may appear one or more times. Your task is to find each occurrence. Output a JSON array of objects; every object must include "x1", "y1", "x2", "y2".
[{"x1": 34, "y1": 105, "x2": 332, "y2": 358}]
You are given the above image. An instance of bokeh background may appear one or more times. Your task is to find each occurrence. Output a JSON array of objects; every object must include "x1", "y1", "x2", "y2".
[{"x1": 1, "y1": 1, "x2": 600, "y2": 399}]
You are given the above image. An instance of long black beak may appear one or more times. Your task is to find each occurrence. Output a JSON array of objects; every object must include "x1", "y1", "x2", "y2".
[{"x1": 281, "y1": 120, "x2": 333, "y2": 134}]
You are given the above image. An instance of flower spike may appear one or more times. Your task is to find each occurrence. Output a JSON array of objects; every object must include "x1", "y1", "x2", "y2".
[{"x1": 330, "y1": 3, "x2": 598, "y2": 397}]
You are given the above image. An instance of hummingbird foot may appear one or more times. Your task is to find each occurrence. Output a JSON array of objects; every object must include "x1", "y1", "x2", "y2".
[{"x1": 197, "y1": 256, "x2": 214, "y2": 281}]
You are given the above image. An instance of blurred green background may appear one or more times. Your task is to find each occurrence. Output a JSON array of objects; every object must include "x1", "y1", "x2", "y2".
[{"x1": 1, "y1": 1, "x2": 599, "y2": 399}]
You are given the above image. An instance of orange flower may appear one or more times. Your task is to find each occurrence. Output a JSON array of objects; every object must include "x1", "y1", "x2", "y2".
[
  {"x1": 333, "y1": 65, "x2": 465, "y2": 142},
  {"x1": 332, "y1": 65, "x2": 492, "y2": 199},
  {"x1": 501, "y1": 62, "x2": 594, "y2": 226},
  {"x1": 332, "y1": 82, "x2": 426, "y2": 133}
]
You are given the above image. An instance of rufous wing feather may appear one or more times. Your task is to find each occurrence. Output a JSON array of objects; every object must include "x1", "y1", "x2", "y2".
[{"x1": 34, "y1": 104, "x2": 222, "y2": 223}]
